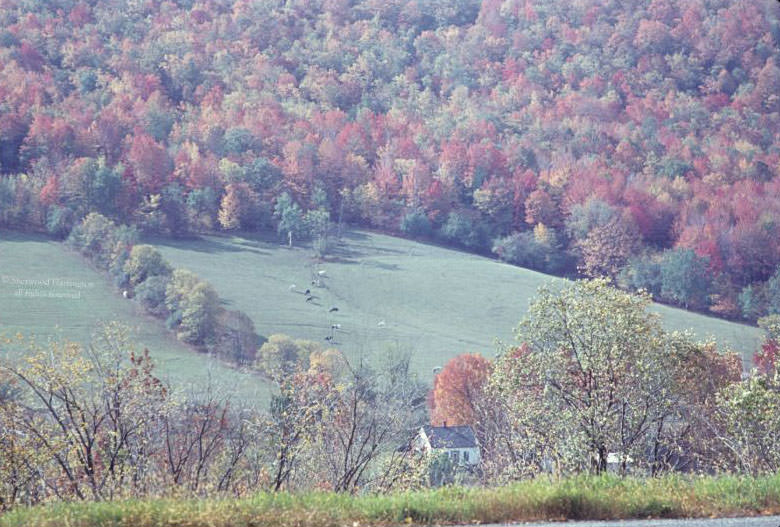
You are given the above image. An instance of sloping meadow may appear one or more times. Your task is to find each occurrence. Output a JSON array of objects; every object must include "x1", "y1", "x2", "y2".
[
  {"x1": 151, "y1": 230, "x2": 762, "y2": 382},
  {"x1": 0, "y1": 229, "x2": 268, "y2": 402}
]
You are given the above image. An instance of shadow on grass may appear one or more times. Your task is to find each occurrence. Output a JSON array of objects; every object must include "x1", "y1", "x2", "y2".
[
  {"x1": 325, "y1": 238, "x2": 406, "y2": 265},
  {"x1": 151, "y1": 235, "x2": 272, "y2": 256},
  {"x1": 0, "y1": 230, "x2": 52, "y2": 243}
]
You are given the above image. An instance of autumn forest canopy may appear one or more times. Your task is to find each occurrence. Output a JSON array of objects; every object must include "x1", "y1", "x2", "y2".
[{"x1": 1, "y1": 0, "x2": 780, "y2": 320}]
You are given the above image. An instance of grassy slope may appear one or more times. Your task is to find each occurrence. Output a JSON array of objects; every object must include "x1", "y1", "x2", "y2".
[
  {"x1": 1, "y1": 227, "x2": 760, "y2": 398},
  {"x1": 3, "y1": 474, "x2": 780, "y2": 527},
  {"x1": 0, "y1": 230, "x2": 268, "y2": 401},
  {"x1": 152, "y1": 230, "x2": 762, "y2": 380}
]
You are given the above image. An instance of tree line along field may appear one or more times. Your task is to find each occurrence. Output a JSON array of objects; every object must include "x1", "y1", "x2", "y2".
[
  {"x1": 150, "y1": 229, "x2": 763, "y2": 378},
  {"x1": 0, "y1": 230, "x2": 269, "y2": 402}
]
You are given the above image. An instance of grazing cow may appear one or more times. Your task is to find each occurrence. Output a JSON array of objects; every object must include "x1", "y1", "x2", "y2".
[
  {"x1": 324, "y1": 335, "x2": 333, "y2": 342},
  {"x1": 329, "y1": 306, "x2": 338, "y2": 313},
  {"x1": 123, "y1": 290, "x2": 130, "y2": 299},
  {"x1": 331, "y1": 324, "x2": 341, "y2": 330},
  {"x1": 288, "y1": 284, "x2": 296, "y2": 291},
  {"x1": 306, "y1": 296, "x2": 314, "y2": 302},
  {"x1": 377, "y1": 320, "x2": 386, "y2": 328},
  {"x1": 317, "y1": 270, "x2": 327, "y2": 276},
  {"x1": 304, "y1": 288, "x2": 311, "y2": 295}
]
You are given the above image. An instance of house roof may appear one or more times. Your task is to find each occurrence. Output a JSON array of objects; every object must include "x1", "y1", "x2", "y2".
[{"x1": 422, "y1": 425, "x2": 478, "y2": 449}]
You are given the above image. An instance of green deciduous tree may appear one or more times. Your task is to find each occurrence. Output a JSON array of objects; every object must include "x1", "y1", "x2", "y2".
[
  {"x1": 160, "y1": 183, "x2": 189, "y2": 236},
  {"x1": 214, "y1": 310, "x2": 260, "y2": 365},
  {"x1": 739, "y1": 284, "x2": 765, "y2": 320},
  {"x1": 515, "y1": 279, "x2": 662, "y2": 472},
  {"x1": 274, "y1": 192, "x2": 306, "y2": 247},
  {"x1": 165, "y1": 269, "x2": 219, "y2": 345},
  {"x1": 186, "y1": 187, "x2": 218, "y2": 231},
  {"x1": 659, "y1": 248, "x2": 712, "y2": 309},
  {"x1": 45, "y1": 205, "x2": 75, "y2": 239},
  {"x1": 135, "y1": 274, "x2": 171, "y2": 316},
  {"x1": 254, "y1": 334, "x2": 322, "y2": 380},
  {"x1": 619, "y1": 254, "x2": 662, "y2": 297},
  {"x1": 766, "y1": 267, "x2": 780, "y2": 316},
  {"x1": 439, "y1": 211, "x2": 490, "y2": 251},
  {"x1": 67, "y1": 213, "x2": 139, "y2": 273},
  {"x1": 305, "y1": 208, "x2": 332, "y2": 257},
  {"x1": 716, "y1": 374, "x2": 780, "y2": 475},
  {"x1": 400, "y1": 208, "x2": 432, "y2": 237},
  {"x1": 565, "y1": 198, "x2": 619, "y2": 242},
  {"x1": 257, "y1": 335, "x2": 331, "y2": 491},
  {"x1": 492, "y1": 227, "x2": 568, "y2": 274},
  {"x1": 123, "y1": 244, "x2": 172, "y2": 287},
  {"x1": 491, "y1": 279, "x2": 740, "y2": 476}
]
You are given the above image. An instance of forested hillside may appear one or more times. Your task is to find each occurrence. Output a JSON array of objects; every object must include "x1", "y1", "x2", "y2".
[{"x1": 1, "y1": 0, "x2": 780, "y2": 320}]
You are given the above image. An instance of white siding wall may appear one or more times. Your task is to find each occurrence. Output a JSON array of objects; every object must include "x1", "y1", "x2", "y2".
[{"x1": 435, "y1": 447, "x2": 480, "y2": 466}]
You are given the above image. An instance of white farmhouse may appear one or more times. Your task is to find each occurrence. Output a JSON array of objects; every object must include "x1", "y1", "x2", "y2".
[{"x1": 415, "y1": 424, "x2": 481, "y2": 468}]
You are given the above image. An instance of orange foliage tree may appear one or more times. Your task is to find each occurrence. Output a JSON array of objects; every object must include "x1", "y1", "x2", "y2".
[{"x1": 429, "y1": 353, "x2": 492, "y2": 427}]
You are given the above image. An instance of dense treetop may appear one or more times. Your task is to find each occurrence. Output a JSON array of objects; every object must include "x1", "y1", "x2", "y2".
[{"x1": 1, "y1": 0, "x2": 779, "y2": 319}]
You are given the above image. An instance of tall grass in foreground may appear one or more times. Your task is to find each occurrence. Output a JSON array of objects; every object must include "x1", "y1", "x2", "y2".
[{"x1": 3, "y1": 474, "x2": 780, "y2": 527}]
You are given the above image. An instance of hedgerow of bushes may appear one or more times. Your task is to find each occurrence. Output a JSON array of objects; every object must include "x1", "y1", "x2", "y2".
[{"x1": 67, "y1": 212, "x2": 261, "y2": 364}]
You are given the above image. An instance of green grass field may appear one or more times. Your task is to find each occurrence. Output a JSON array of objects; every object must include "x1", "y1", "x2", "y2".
[
  {"x1": 0, "y1": 228, "x2": 762, "y2": 396},
  {"x1": 4, "y1": 473, "x2": 780, "y2": 527},
  {"x1": 151, "y1": 230, "x2": 763, "y2": 380},
  {"x1": 0, "y1": 230, "x2": 269, "y2": 402}
]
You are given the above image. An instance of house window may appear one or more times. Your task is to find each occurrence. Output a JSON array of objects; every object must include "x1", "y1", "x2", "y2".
[
  {"x1": 463, "y1": 450, "x2": 469, "y2": 463},
  {"x1": 450, "y1": 451, "x2": 458, "y2": 462}
]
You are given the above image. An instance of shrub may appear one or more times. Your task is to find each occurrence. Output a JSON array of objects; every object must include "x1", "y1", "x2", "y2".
[
  {"x1": 186, "y1": 187, "x2": 218, "y2": 231},
  {"x1": 492, "y1": 230, "x2": 567, "y2": 274},
  {"x1": 124, "y1": 245, "x2": 173, "y2": 287},
  {"x1": 400, "y1": 209, "x2": 432, "y2": 238},
  {"x1": 427, "y1": 452, "x2": 456, "y2": 487},
  {"x1": 274, "y1": 192, "x2": 307, "y2": 246},
  {"x1": 739, "y1": 284, "x2": 766, "y2": 320},
  {"x1": 67, "y1": 212, "x2": 118, "y2": 267},
  {"x1": 766, "y1": 267, "x2": 780, "y2": 316},
  {"x1": 135, "y1": 274, "x2": 171, "y2": 316},
  {"x1": 439, "y1": 212, "x2": 490, "y2": 251},
  {"x1": 160, "y1": 183, "x2": 189, "y2": 236},
  {"x1": 305, "y1": 208, "x2": 333, "y2": 256},
  {"x1": 658, "y1": 248, "x2": 711, "y2": 309},
  {"x1": 619, "y1": 255, "x2": 662, "y2": 297},
  {"x1": 213, "y1": 310, "x2": 260, "y2": 364},
  {"x1": 165, "y1": 269, "x2": 219, "y2": 345},
  {"x1": 45, "y1": 206, "x2": 75, "y2": 239},
  {"x1": 107, "y1": 225, "x2": 139, "y2": 288},
  {"x1": 67, "y1": 213, "x2": 139, "y2": 271}
]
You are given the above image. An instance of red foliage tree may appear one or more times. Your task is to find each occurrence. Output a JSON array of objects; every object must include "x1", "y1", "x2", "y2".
[
  {"x1": 39, "y1": 176, "x2": 59, "y2": 206},
  {"x1": 754, "y1": 339, "x2": 779, "y2": 376},
  {"x1": 126, "y1": 132, "x2": 172, "y2": 194}
]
